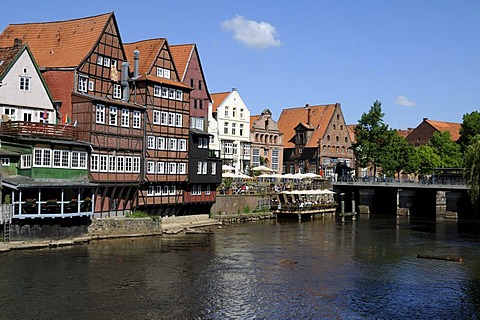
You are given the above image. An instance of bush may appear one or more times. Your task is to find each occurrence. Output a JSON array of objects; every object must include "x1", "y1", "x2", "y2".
[
  {"x1": 126, "y1": 211, "x2": 150, "y2": 218},
  {"x1": 243, "y1": 205, "x2": 251, "y2": 214}
]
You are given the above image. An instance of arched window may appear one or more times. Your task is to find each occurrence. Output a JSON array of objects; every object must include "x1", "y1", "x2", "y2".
[
  {"x1": 336, "y1": 136, "x2": 339, "y2": 142},
  {"x1": 333, "y1": 124, "x2": 336, "y2": 130},
  {"x1": 327, "y1": 135, "x2": 330, "y2": 141},
  {"x1": 345, "y1": 137, "x2": 348, "y2": 143},
  {"x1": 340, "y1": 125, "x2": 343, "y2": 130}
]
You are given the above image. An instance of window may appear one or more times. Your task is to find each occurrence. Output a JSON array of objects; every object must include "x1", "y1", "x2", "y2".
[
  {"x1": 211, "y1": 163, "x2": 216, "y2": 175},
  {"x1": 164, "y1": 69, "x2": 171, "y2": 79},
  {"x1": 88, "y1": 81, "x2": 94, "y2": 91},
  {"x1": 90, "y1": 154, "x2": 99, "y2": 171},
  {"x1": 239, "y1": 124, "x2": 244, "y2": 136},
  {"x1": 161, "y1": 111, "x2": 168, "y2": 125},
  {"x1": 206, "y1": 185, "x2": 211, "y2": 195},
  {"x1": 202, "y1": 162, "x2": 207, "y2": 174},
  {"x1": 169, "y1": 138, "x2": 177, "y2": 151},
  {"x1": 109, "y1": 107, "x2": 117, "y2": 126},
  {"x1": 163, "y1": 186, "x2": 169, "y2": 195},
  {"x1": 240, "y1": 109, "x2": 244, "y2": 119},
  {"x1": 99, "y1": 155, "x2": 108, "y2": 172},
  {"x1": 157, "y1": 137, "x2": 166, "y2": 150},
  {"x1": 113, "y1": 84, "x2": 122, "y2": 99},
  {"x1": 224, "y1": 142, "x2": 233, "y2": 155},
  {"x1": 108, "y1": 156, "x2": 116, "y2": 172},
  {"x1": 154, "y1": 85, "x2": 161, "y2": 97},
  {"x1": 192, "y1": 185, "x2": 198, "y2": 196},
  {"x1": 252, "y1": 148, "x2": 260, "y2": 167},
  {"x1": 133, "y1": 111, "x2": 141, "y2": 128},
  {"x1": 243, "y1": 144, "x2": 250, "y2": 156},
  {"x1": 272, "y1": 149, "x2": 279, "y2": 170},
  {"x1": 96, "y1": 55, "x2": 103, "y2": 65},
  {"x1": 168, "y1": 88, "x2": 175, "y2": 99},
  {"x1": 133, "y1": 157, "x2": 140, "y2": 173},
  {"x1": 21, "y1": 154, "x2": 32, "y2": 169},
  {"x1": 125, "y1": 157, "x2": 133, "y2": 172},
  {"x1": 231, "y1": 123, "x2": 236, "y2": 135},
  {"x1": 156, "y1": 67, "x2": 164, "y2": 77},
  {"x1": 197, "y1": 161, "x2": 202, "y2": 174},
  {"x1": 71, "y1": 151, "x2": 87, "y2": 169},
  {"x1": 147, "y1": 186, "x2": 154, "y2": 196},
  {"x1": 147, "y1": 161, "x2": 155, "y2": 174},
  {"x1": 224, "y1": 106, "x2": 229, "y2": 117},
  {"x1": 161, "y1": 87, "x2": 168, "y2": 98},
  {"x1": 103, "y1": 57, "x2": 111, "y2": 67},
  {"x1": 153, "y1": 110, "x2": 160, "y2": 124},
  {"x1": 157, "y1": 162, "x2": 165, "y2": 174},
  {"x1": 34, "y1": 149, "x2": 51, "y2": 167},
  {"x1": 224, "y1": 122, "x2": 229, "y2": 134},
  {"x1": 78, "y1": 76, "x2": 88, "y2": 93},
  {"x1": 117, "y1": 156, "x2": 124, "y2": 172},
  {"x1": 190, "y1": 79, "x2": 195, "y2": 88},
  {"x1": 179, "y1": 139, "x2": 187, "y2": 151},
  {"x1": 1, "y1": 158, "x2": 10, "y2": 166},
  {"x1": 169, "y1": 162, "x2": 177, "y2": 174},
  {"x1": 232, "y1": 108, "x2": 236, "y2": 118},
  {"x1": 175, "y1": 113, "x2": 182, "y2": 127},
  {"x1": 23, "y1": 112, "x2": 32, "y2": 122},
  {"x1": 168, "y1": 113, "x2": 175, "y2": 126},
  {"x1": 156, "y1": 186, "x2": 162, "y2": 195},
  {"x1": 96, "y1": 104, "x2": 105, "y2": 124},
  {"x1": 20, "y1": 76, "x2": 30, "y2": 91},
  {"x1": 175, "y1": 90, "x2": 183, "y2": 101},
  {"x1": 53, "y1": 150, "x2": 69, "y2": 168},
  {"x1": 198, "y1": 80, "x2": 203, "y2": 90},
  {"x1": 147, "y1": 136, "x2": 155, "y2": 149},
  {"x1": 233, "y1": 143, "x2": 238, "y2": 155},
  {"x1": 121, "y1": 109, "x2": 129, "y2": 127},
  {"x1": 199, "y1": 100, "x2": 203, "y2": 109},
  {"x1": 179, "y1": 163, "x2": 186, "y2": 174}
]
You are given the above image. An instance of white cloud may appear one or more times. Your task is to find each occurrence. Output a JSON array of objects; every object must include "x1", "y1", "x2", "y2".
[
  {"x1": 394, "y1": 96, "x2": 416, "y2": 107},
  {"x1": 221, "y1": 15, "x2": 281, "y2": 50}
]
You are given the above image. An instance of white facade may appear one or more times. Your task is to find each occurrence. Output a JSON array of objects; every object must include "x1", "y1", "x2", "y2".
[
  {"x1": 0, "y1": 48, "x2": 56, "y2": 123},
  {"x1": 209, "y1": 89, "x2": 251, "y2": 173}
]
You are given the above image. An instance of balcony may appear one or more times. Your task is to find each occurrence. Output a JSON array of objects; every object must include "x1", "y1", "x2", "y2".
[{"x1": 0, "y1": 121, "x2": 79, "y2": 140}]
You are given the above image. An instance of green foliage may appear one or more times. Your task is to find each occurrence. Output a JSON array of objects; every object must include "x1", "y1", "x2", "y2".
[
  {"x1": 126, "y1": 211, "x2": 150, "y2": 218},
  {"x1": 458, "y1": 111, "x2": 480, "y2": 153},
  {"x1": 4, "y1": 195, "x2": 11, "y2": 205},
  {"x1": 378, "y1": 130, "x2": 415, "y2": 176},
  {"x1": 428, "y1": 131, "x2": 462, "y2": 168},
  {"x1": 413, "y1": 145, "x2": 442, "y2": 175},
  {"x1": 242, "y1": 205, "x2": 251, "y2": 214},
  {"x1": 464, "y1": 135, "x2": 480, "y2": 215},
  {"x1": 352, "y1": 100, "x2": 390, "y2": 176}
]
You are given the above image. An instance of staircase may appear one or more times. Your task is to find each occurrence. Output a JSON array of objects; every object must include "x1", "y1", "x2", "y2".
[
  {"x1": 3, "y1": 219, "x2": 10, "y2": 242},
  {"x1": 1, "y1": 204, "x2": 12, "y2": 242}
]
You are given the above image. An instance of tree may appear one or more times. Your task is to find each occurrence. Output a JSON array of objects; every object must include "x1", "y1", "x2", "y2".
[
  {"x1": 464, "y1": 135, "x2": 480, "y2": 216},
  {"x1": 458, "y1": 111, "x2": 480, "y2": 153},
  {"x1": 379, "y1": 130, "x2": 415, "y2": 177},
  {"x1": 352, "y1": 100, "x2": 390, "y2": 177},
  {"x1": 428, "y1": 131, "x2": 462, "y2": 168},
  {"x1": 412, "y1": 145, "x2": 442, "y2": 175}
]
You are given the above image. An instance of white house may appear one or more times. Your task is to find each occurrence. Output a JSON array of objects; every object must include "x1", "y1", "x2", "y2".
[
  {"x1": 0, "y1": 40, "x2": 57, "y2": 124},
  {"x1": 209, "y1": 88, "x2": 251, "y2": 173}
]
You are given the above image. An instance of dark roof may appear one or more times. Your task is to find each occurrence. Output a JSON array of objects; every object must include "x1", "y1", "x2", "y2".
[
  {"x1": 0, "y1": 149, "x2": 21, "y2": 157},
  {"x1": 3, "y1": 175, "x2": 96, "y2": 190}
]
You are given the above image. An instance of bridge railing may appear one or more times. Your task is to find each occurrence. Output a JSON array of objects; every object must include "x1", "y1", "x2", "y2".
[{"x1": 335, "y1": 176, "x2": 467, "y2": 186}]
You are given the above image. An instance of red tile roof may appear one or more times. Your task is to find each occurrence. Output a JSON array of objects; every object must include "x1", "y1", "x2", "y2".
[
  {"x1": 210, "y1": 91, "x2": 230, "y2": 113},
  {"x1": 170, "y1": 44, "x2": 194, "y2": 82},
  {"x1": 0, "y1": 13, "x2": 112, "y2": 68},
  {"x1": 250, "y1": 115, "x2": 261, "y2": 130},
  {"x1": 278, "y1": 104, "x2": 337, "y2": 148},
  {"x1": 0, "y1": 45, "x2": 22, "y2": 78},
  {"x1": 425, "y1": 119, "x2": 461, "y2": 141},
  {"x1": 124, "y1": 39, "x2": 166, "y2": 76}
]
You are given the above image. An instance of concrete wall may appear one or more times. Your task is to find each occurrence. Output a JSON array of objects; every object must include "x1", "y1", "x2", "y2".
[{"x1": 88, "y1": 218, "x2": 162, "y2": 237}]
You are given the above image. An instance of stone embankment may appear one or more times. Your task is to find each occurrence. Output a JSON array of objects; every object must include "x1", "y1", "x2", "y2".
[{"x1": 0, "y1": 214, "x2": 219, "y2": 253}]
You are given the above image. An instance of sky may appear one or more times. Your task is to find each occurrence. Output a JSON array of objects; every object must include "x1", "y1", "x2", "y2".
[{"x1": 1, "y1": 0, "x2": 479, "y2": 129}]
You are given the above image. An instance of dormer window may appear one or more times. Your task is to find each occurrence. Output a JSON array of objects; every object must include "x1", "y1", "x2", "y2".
[
  {"x1": 156, "y1": 67, "x2": 164, "y2": 77},
  {"x1": 78, "y1": 75, "x2": 88, "y2": 93}
]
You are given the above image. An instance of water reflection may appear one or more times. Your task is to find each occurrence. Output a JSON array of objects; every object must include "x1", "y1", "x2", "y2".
[{"x1": 1, "y1": 216, "x2": 480, "y2": 319}]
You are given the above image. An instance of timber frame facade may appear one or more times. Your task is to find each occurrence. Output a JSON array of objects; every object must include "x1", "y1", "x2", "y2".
[{"x1": 0, "y1": 12, "x2": 216, "y2": 217}]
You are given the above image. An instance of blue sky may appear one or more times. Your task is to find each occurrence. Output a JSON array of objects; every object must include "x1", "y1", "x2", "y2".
[{"x1": 2, "y1": 0, "x2": 479, "y2": 129}]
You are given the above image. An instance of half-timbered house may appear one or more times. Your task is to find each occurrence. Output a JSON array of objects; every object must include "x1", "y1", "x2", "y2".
[
  {"x1": 124, "y1": 39, "x2": 191, "y2": 216},
  {"x1": 0, "y1": 13, "x2": 144, "y2": 216},
  {"x1": 170, "y1": 43, "x2": 221, "y2": 214}
]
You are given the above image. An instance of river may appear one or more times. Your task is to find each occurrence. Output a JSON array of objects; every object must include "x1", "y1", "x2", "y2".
[{"x1": 1, "y1": 215, "x2": 480, "y2": 319}]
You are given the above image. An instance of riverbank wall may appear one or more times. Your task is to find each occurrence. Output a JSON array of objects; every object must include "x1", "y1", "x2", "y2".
[{"x1": 211, "y1": 194, "x2": 270, "y2": 215}]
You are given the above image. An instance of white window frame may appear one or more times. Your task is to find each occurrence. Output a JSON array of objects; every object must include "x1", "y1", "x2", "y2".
[
  {"x1": 78, "y1": 75, "x2": 88, "y2": 93},
  {"x1": 33, "y1": 148, "x2": 51, "y2": 167},
  {"x1": 20, "y1": 154, "x2": 32, "y2": 169},
  {"x1": 157, "y1": 137, "x2": 166, "y2": 150},
  {"x1": 117, "y1": 156, "x2": 125, "y2": 172},
  {"x1": 153, "y1": 110, "x2": 161, "y2": 124},
  {"x1": 147, "y1": 136, "x2": 156, "y2": 149},
  {"x1": 175, "y1": 113, "x2": 182, "y2": 127},
  {"x1": 88, "y1": 80, "x2": 94, "y2": 91},
  {"x1": 133, "y1": 110, "x2": 141, "y2": 128},
  {"x1": 206, "y1": 185, "x2": 211, "y2": 195},
  {"x1": 161, "y1": 87, "x2": 168, "y2": 98},
  {"x1": 133, "y1": 157, "x2": 140, "y2": 173},
  {"x1": 99, "y1": 155, "x2": 108, "y2": 172},
  {"x1": 164, "y1": 69, "x2": 171, "y2": 79},
  {"x1": 175, "y1": 90, "x2": 183, "y2": 101},
  {"x1": 156, "y1": 67, "x2": 164, "y2": 77},
  {"x1": 121, "y1": 109, "x2": 129, "y2": 127},
  {"x1": 109, "y1": 155, "x2": 117, "y2": 172},
  {"x1": 161, "y1": 111, "x2": 168, "y2": 125},
  {"x1": 168, "y1": 88, "x2": 175, "y2": 100},
  {"x1": 179, "y1": 163, "x2": 186, "y2": 174},
  {"x1": 90, "y1": 154, "x2": 99, "y2": 172},
  {"x1": 179, "y1": 139, "x2": 187, "y2": 151},
  {"x1": 211, "y1": 162, "x2": 216, "y2": 175},
  {"x1": 109, "y1": 106, "x2": 117, "y2": 126},
  {"x1": 96, "y1": 104, "x2": 105, "y2": 124},
  {"x1": 113, "y1": 84, "x2": 122, "y2": 99},
  {"x1": 154, "y1": 85, "x2": 161, "y2": 97},
  {"x1": 157, "y1": 162, "x2": 165, "y2": 174}
]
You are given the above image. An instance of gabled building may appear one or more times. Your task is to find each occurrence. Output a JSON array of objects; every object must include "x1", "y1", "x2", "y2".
[
  {"x1": 0, "y1": 41, "x2": 94, "y2": 221},
  {"x1": 406, "y1": 117, "x2": 461, "y2": 146},
  {"x1": 278, "y1": 103, "x2": 354, "y2": 178},
  {"x1": 210, "y1": 88, "x2": 251, "y2": 173},
  {"x1": 124, "y1": 38, "x2": 193, "y2": 216},
  {"x1": 0, "y1": 13, "x2": 144, "y2": 216},
  {"x1": 249, "y1": 109, "x2": 283, "y2": 172},
  {"x1": 170, "y1": 44, "x2": 221, "y2": 213}
]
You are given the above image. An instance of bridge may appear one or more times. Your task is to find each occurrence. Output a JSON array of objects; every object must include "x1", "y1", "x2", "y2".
[{"x1": 331, "y1": 178, "x2": 473, "y2": 219}]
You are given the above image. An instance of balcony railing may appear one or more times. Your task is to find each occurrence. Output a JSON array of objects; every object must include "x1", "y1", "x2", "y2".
[{"x1": 0, "y1": 121, "x2": 79, "y2": 140}]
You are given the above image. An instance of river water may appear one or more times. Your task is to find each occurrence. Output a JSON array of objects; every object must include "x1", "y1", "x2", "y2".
[{"x1": 1, "y1": 215, "x2": 480, "y2": 319}]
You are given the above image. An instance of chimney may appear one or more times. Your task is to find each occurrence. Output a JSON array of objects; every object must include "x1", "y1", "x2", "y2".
[
  {"x1": 305, "y1": 103, "x2": 311, "y2": 125},
  {"x1": 121, "y1": 61, "x2": 130, "y2": 101},
  {"x1": 13, "y1": 38, "x2": 22, "y2": 48},
  {"x1": 423, "y1": 117, "x2": 428, "y2": 121},
  {"x1": 133, "y1": 50, "x2": 140, "y2": 79},
  {"x1": 232, "y1": 87, "x2": 237, "y2": 92}
]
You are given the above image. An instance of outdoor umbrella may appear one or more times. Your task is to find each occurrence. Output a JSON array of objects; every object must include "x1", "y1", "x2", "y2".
[
  {"x1": 222, "y1": 164, "x2": 235, "y2": 171},
  {"x1": 251, "y1": 165, "x2": 274, "y2": 172}
]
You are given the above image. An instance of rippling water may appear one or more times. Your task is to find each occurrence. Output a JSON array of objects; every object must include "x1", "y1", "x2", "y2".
[{"x1": 1, "y1": 215, "x2": 480, "y2": 319}]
